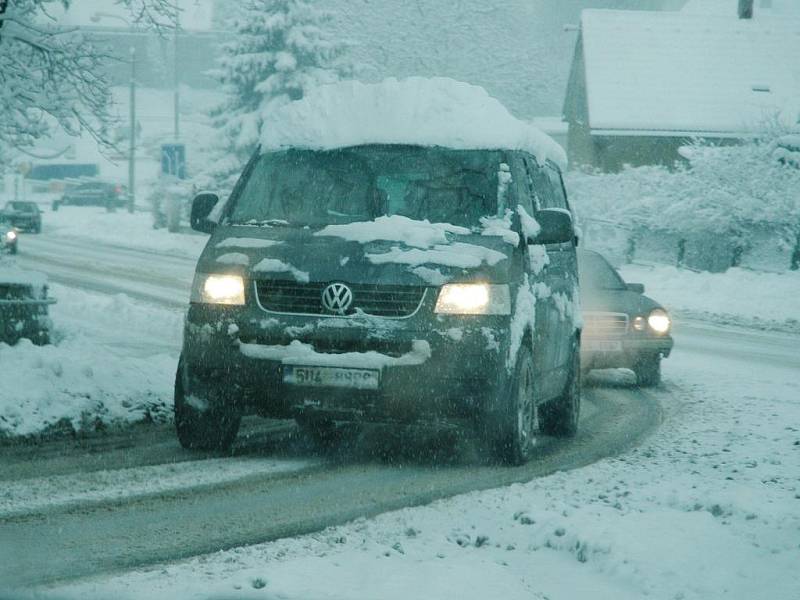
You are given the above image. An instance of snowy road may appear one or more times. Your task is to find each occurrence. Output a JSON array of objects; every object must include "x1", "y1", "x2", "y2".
[
  {"x1": 0, "y1": 384, "x2": 662, "y2": 589},
  {"x1": 14, "y1": 234, "x2": 197, "y2": 307}
]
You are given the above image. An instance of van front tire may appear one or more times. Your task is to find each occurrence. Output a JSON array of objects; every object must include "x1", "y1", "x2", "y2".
[
  {"x1": 174, "y1": 358, "x2": 241, "y2": 451},
  {"x1": 540, "y1": 345, "x2": 581, "y2": 437},
  {"x1": 490, "y1": 345, "x2": 537, "y2": 466}
]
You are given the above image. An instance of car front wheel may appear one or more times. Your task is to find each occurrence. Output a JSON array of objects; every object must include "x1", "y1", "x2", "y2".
[
  {"x1": 174, "y1": 357, "x2": 241, "y2": 451},
  {"x1": 634, "y1": 354, "x2": 661, "y2": 387}
]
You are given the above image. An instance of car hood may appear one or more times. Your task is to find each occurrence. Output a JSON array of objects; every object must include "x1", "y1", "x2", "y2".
[
  {"x1": 198, "y1": 223, "x2": 516, "y2": 286},
  {"x1": 580, "y1": 288, "x2": 665, "y2": 317}
]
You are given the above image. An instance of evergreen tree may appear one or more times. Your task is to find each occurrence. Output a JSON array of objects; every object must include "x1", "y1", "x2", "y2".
[{"x1": 208, "y1": 0, "x2": 350, "y2": 185}]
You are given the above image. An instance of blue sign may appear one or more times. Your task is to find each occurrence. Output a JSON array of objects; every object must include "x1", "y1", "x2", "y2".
[{"x1": 161, "y1": 143, "x2": 186, "y2": 179}]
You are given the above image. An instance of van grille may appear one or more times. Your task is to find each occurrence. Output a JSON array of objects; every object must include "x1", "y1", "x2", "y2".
[
  {"x1": 254, "y1": 281, "x2": 426, "y2": 318},
  {"x1": 582, "y1": 312, "x2": 629, "y2": 337}
]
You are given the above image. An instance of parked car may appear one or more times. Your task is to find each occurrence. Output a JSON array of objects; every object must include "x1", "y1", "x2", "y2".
[
  {"x1": 1, "y1": 220, "x2": 18, "y2": 255},
  {"x1": 177, "y1": 142, "x2": 581, "y2": 464},
  {"x1": 0, "y1": 263, "x2": 55, "y2": 345},
  {"x1": 2, "y1": 201, "x2": 42, "y2": 233},
  {"x1": 578, "y1": 249, "x2": 673, "y2": 386},
  {"x1": 52, "y1": 180, "x2": 126, "y2": 211}
]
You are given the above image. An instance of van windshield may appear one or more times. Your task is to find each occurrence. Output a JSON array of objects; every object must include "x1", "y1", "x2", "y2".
[{"x1": 228, "y1": 145, "x2": 502, "y2": 228}]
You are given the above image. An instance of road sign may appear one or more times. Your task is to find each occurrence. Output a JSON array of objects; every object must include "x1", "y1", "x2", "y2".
[{"x1": 161, "y1": 143, "x2": 186, "y2": 179}]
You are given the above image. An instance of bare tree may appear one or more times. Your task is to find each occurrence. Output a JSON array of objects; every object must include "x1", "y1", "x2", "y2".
[{"x1": 0, "y1": 0, "x2": 177, "y2": 161}]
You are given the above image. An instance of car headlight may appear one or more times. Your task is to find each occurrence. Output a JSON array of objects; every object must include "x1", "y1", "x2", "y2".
[
  {"x1": 6, "y1": 230, "x2": 17, "y2": 241},
  {"x1": 191, "y1": 274, "x2": 245, "y2": 305},
  {"x1": 647, "y1": 309, "x2": 671, "y2": 334},
  {"x1": 434, "y1": 283, "x2": 510, "y2": 315}
]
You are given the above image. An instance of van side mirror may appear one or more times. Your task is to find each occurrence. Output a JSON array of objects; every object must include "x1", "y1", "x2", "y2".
[
  {"x1": 528, "y1": 208, "x2": 574, "y2": 245},
  {"x1": 190, "y1": 192, "x2": 219, "y2": 234},
  {"x1": 626, "y1": 282, "x2": 645, "y2": 294}
]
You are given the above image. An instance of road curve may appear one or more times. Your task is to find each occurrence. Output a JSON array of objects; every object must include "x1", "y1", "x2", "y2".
[{"x1": 0, "y1": 383, "x2": 663, "y2": 589}]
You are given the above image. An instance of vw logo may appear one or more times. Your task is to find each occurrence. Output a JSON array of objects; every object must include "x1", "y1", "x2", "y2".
[{"x1": 321, "y1": 282, "x2": 353, "y2": 315}]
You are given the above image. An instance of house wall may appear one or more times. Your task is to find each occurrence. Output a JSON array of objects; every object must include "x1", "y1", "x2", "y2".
[{"x1": 568, "y1": 133, "x2": 741, "y2": 171}]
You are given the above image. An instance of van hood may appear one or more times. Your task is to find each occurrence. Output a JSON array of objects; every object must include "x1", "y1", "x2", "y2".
[{"x1": 199, "y1": 219, "x2": 516, "y2": 286}]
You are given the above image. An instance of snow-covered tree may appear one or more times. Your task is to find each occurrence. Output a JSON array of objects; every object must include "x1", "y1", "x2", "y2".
[
  {"x1": 208, "y1": 0, "x2": 351, "y2": 182},
  {"x1": 0, "y1": 0, "x2": 176, "y2": 163}
]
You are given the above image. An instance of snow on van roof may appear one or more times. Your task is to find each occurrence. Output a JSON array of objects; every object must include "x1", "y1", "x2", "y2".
[{"x1": 260, "y1": 77, "x2": 567, "y2": 168}]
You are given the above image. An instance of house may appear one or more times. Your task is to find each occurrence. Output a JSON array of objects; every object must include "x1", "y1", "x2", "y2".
[{"x1": 563, "y1": 0, "x2": 800, "y2": 171}]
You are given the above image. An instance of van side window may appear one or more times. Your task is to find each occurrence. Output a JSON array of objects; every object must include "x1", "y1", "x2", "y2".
[
  {"x1": 545, "y1": 163, "x2": 568, "y2": 210},
  {"x1": 524, "y1": 157, "x2": 556, "y2": 210},
  {"x1": 509, "y1": 155, "x2": 534, "y2": 216}
]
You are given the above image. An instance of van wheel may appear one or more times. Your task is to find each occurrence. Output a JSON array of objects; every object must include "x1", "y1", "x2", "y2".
[
  {"x1": 634, "y1": 354, "x2": 661, "y2": 387},
  {"x1": 540, "y1": 345, "x2": 581, "y2": 437},
  {"x1": 490, "y1": 345, "x2": 537, "y2": 465},
  {"x1": 174, "y1": 358, "x2": 241, "y2": 451}
]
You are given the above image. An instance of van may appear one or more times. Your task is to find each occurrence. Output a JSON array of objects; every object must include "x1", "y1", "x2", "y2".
[{"x1": 176, "y1": 80, "x2": 582, "y2": 464}]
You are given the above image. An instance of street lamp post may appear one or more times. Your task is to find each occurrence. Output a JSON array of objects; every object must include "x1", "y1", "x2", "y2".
[
  {"x1": 173, "y1": 1, "x2": 180, "y2": 140},
  {"x1": 128, "y1": 46, "x2": 136, "y2": 213},
  {"x1": 91, "y1": 12, "x2": 136, "y2": 212}
]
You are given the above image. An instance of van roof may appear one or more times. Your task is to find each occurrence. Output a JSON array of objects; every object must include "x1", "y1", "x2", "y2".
[{"x1": 259, "y1": 77, "x2": 567, "y2": 169}]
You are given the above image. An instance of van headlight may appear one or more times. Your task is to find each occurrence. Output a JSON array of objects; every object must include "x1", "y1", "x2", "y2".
[
  {"x1": 434, "y1": 283, "x2": 510, "y2": 315},
  {"x1": 647, "y1": 309, "x2": 671, "y2": 334},
  {"x1": 191, "y1": 274, "x2": 245, "y2": 305},
  {"x1": 5, "y1": 230, "x2": 17, "y2": 241}
]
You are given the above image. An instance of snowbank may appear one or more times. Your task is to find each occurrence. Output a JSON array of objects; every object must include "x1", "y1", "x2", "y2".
[
  {"x1": 0, "y1": 285, "x2": 181, "y2": 438},
  {"x1": 619, "y1": 263, "x2": 800, "y2": 331},
  {"x1": 260, "y1": 77, "x2": 567, "y2": 168},
  {"x1": 0, "y1": 264, "x2": 48, "y2": 289}
]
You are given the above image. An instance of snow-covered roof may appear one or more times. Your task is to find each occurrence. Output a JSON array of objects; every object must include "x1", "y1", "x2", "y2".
[
  {"x1": 682, "y1": 0, "x2": 800, "y2": 17},
  {"x1": 580, "y1": 9, "x2": 800, "y2": 135},
  {"x1": 260, "y1": 77, "x2": 567, "y2": 168}
]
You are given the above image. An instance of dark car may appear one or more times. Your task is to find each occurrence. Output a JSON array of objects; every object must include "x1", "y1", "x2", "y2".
[
  {"x1": 52, "y1": 180, "x2": 126, "y2": 211},
  {"x1": 1, "y1": 220, "x2": 18, "y2": 255},
  {"x1": 178, "y1": 144, "x2": 582, "y2": 464},
  {"x1": 2, "y1": 201, "x2": 42, "y2": 233},
  {"x1": 578, "y1": 249, "x2": 673, "y2": 386},
  {"x1": 0, "y1": 265, "x2": 55, "y2": 345}
]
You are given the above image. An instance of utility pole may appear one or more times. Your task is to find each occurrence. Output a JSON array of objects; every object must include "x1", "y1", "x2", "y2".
[
  {"x1": 173, "y1": 1, "x2": 180, "y2": 140},
  {"x1": 128, "y1": 46, "x2": 136, "y2": 213}
]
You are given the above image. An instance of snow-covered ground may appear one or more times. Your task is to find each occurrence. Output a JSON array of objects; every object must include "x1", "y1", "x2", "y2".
[
  {"x1": 619, "y1": 263, "x2": 800, "y2": 332},
  {"x1": 50, "y1": 327, "x2": 800, "y2": 599},
  {"x1": 0, "y1": 283, "x2": 181, "y2": 439}
]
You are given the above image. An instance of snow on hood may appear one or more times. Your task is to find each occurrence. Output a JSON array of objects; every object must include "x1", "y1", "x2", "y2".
[
  {"x1": 314, "y1": 215, "x2": 470, "y2": 249},
  {"x1": 260, "y1": 77, "x2": 567, "y2": 169}
]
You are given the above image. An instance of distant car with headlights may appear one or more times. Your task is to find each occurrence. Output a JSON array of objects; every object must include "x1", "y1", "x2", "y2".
[
  {"x1": 0, "y1": 263, "x2": 55, "y2": 345},
  {"x1": 177, "y1": 140, "x2": 581, "y2": 465},
  {"x1": 1, "y1": 220, "x2": 19, "y2": 255},
  {"x1": 2, "y1": 201, "x2": 42, "y2": 233},
  {"x1": 52, "y1": 180, "x2": 126, "y2": 211},
  {"x1": 578, "y1": 249, "x2": 673, "y2": 386}
]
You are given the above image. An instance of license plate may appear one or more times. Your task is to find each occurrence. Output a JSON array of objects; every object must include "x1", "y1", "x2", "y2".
[
  {"x1": 584, "y1": 340, "x2": 623, "y2": 352},
  {"x1": 283, "y1": 365, "x2": 380, "y2": 390}
]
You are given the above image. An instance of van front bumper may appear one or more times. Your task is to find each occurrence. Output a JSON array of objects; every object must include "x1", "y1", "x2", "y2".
[{"x1": 182, "y1": 304, "x2": 509, "y2": 423}]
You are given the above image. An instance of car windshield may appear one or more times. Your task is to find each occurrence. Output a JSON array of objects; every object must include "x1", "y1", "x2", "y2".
[
  {"x1": 578, "y1": 251, "x2": 627, "y2": 290},
  {"x1": 229, "y1": 146, "x2": 501, "y2": 228},
  {"x1": 8, "y1": 202, "x2": 34, "y2": 212}
]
